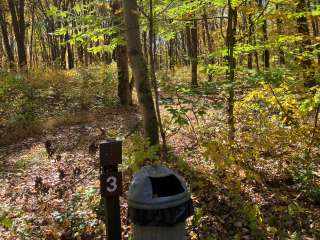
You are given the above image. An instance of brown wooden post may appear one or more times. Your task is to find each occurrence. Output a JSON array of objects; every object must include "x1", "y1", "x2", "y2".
[{"x1": 100, "y1": 140, "x2": 123, "y2": 240}]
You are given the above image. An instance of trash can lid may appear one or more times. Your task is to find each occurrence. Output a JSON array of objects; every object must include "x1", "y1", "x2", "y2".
[{"x1": 128, "y1": 165, "x2": 191, "y2": 210}]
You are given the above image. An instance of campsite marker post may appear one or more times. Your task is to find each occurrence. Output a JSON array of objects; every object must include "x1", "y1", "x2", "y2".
[{"x1": 100, "y1": 140, "x2": 122, "y2": 240}]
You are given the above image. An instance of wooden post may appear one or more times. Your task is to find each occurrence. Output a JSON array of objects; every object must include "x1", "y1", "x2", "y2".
[{"x1": 100, "y1": 140, "x2": 123, "y2": 240}]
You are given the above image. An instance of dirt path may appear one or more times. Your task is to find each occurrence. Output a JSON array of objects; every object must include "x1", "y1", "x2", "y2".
[
  {"x1": 1, "y1": 104, "x2": 320, "y2": 239},
  {"x1": 0, "y1": 107, "x2": 140, "y2": 239}
]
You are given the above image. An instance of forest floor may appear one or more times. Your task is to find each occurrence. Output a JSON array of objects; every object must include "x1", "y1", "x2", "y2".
[{"x1": 0, "y1": 66, "x2": 320, "y2": 239}]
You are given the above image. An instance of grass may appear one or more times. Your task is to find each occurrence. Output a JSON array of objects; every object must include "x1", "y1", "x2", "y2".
[
  {"x1": 15, "y1": 146, "x2": 48, "y2": 170},
  {"x1": 0, "y1": 64, "x2": 119, "y2": 145}
]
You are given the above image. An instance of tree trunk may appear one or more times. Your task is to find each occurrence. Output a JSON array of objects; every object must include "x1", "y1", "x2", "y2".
[
  {"x1": 258, "y1": 0, "x2": 270, "y2": 69},
  {"x1": 84, "y1": 47, "x2": 89, "y2": 66},
  {"x1": 0, "y1": 2, "x2": 15, "y2": 68},
  {"x1": 7, "y1": 0, "x2": 27, "y2": 69},
  {"x1": 112, "y1": 0, "x2": 132, "y2": 106},
  {"x1": 203, "y1": 10, "x2": 214, "y2": 81},
  {"x1": 123, "y1": 0, "x2": 159, "y2": 145},
  {"x1": 66, "y1": 33, "x2": 74, "y2": 69},
  {"x1": 185, "y1": 26, "x2": 192, "y2": 66},
  {"x1": 116, "y1": 45, "x2": 132, "y2": 106},
  {"x1": 78, "y1": 45, "x2": 84, "y2": 65},
  {"x1": 247, "y1": 15, "x2": 253, "y2": 69},
  {"x1": 168, "y1": 38, "x2": 175, "y2": 70},
  {"x1": 181, "y1": 31, "x2": 188, "y2": 65},
  {"x1": 142, "y1": 31, "x2": 148, "y2": 63},
  {"x1": 29, "y1": 1, "x2": 35, "y2": 68},
  {"x1": 262, "y1": 19, "x2": 270, "y2": 68},
  {"x1": 297, "y1": 0, "x2": 315, "y2": 87},
  {"x1": 276, "y1": 4, "x2": 285, "y2": 65},
  {"x1": 0, "y1": 40, "x2": 3, "y2": 67},
  {"x1": 60, "y1": 36, "x2": 67, "y2": 69},
  {"x1": 309, "y1": 0, "x2": 320, "y2": 66},
  {"x1": 190, "y1": 20, "x2": 198, "y2": 88},
  {"x1": 226, "y1": 0, "x2": 237, "y2": 141},
  {"x1": 149, "y1": 0, "x2": 167, "y2": 155}
]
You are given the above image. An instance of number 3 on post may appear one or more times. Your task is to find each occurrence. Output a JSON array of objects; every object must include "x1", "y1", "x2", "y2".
[
  {"x1": 106, "y1": 176, "x2": 117, "y2": 192},
  {"x1": 103, "y1": 172, "x2": 122, "y2": 197}
]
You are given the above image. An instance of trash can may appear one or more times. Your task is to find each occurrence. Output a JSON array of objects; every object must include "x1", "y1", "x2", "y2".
[{"x1": 128, "y1": 165, "x2": 194, "y2": 240}]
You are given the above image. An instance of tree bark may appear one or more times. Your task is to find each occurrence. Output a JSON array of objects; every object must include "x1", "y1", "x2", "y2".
[
  {"x1": 190, "y1": 20, "x2": 198, "y2": 88},
  {"x1": 0, "y1": 1, "x2": 15, "y2": 68},
  {"x1": 78, "y1": 45, "x2": 84, "y2": 65},
  {"x1": 226, "y1": 0, "x2": 237, "y2": 141},
  {"x1": 60, "y1": 36, "x2": 67, "y2": 69},
  {"x1": 185, "y1": 26, "x2": 192, "y2": 66},
  {"x1": 123, "y1": 0, "x2": 159, "y2": 145},
  {"x1": 276, "y1": 4, "x2": 285, "y2": 65},
  {"x1": 29, "y1": 1, "x2": 35, "y2": 68},
  {"x1": 149, "y1": 0, "x2": 167, "y2": 155},
  {"x1": 112, "y1": 0, "x2": 132, "y2": 106},
  {"x1": 297, "y1": 0, "x2": 315, "y2": 87},
  {"x1": 203, "y1": 10, "x2": 214, "y2": 81},
  {"x1": 309, "y1": 0, "x2": 320, "y2": 66},
  {"x1": 262, "y1": 19, "x2": 270, "y2": 68},
  {"x1": 181, "y1": 31, "x2": 188, "y2": 65},
  {"x1": 247, "y1": 15, "x2": 253, "y2": 69},
  {"x1": 142, "y1": 31, "x2": 148, "y2": 63},
  {"x1": 7, "y1": 0, "x2": 27, "y2": 69},
  {"x1": 168, "y1": 38, "x2": 175, "y2": 70},
  {"x1": 66, "y1": 33, "x2": 74, "y2": 69},
  {"x1": 257, "y1": 0, "x2": 270, "y2": 69}
]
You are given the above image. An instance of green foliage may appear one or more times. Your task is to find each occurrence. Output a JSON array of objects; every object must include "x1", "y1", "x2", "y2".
[
  {"x1": 236, "y1": 79, "x2": 304, "y2": 126},
  {"x1": 203, "y1": 140, "x2": 235, "y2": 170},
  {"x1": 50, "y1": 186, "x2": 102, "y2": 239},
  {"x1": 300, "y1": 87, "x2": 320, "y2": 113},
  {"x1": 164, "y1": 85, "x2": 208, "y2": 128},
  {"x1": 165, "y1": 105, "x2": 189, "y2": 126},
  {"x1": 294, "y1": 160, "x2": 320, "y2": 204},
  {"x1": 15, "y1": 147, "x2": 48, "y2": 170},
  {"x1": 49, "y1": 1, "x2": 121, "y2": 54},
  {"x1": 207, "y1": 64, "x2": 228, "y2": 76},
  {"x1": 287, "y1": 201, "x2": 304, "y2": 217},
  {"x1": 52, "y1": 211, "x2": 66, "y2": 223},
  {"x1": 0, "y1": 66, "x2": 119, "y2": 145},
  {"x1": 192, "y1": 208, "x2": 203, "y2": 226},
  {"x1": 0, "y1": 71, "x2": 37, "y2": 127},
  {"x1": 288, "y1": 231, "x2": 302, "y2": 240},
  {"x1": 87, "y1": 38, "x2": 124, "y2": 54},
  {"x1": 0, "y1": 208, "x2": 13, "y2": 230},
  {"x1": 239, "y1": 201, "x2": 265, "y2": 239},
  {"x1": 123, "y1": 135, "x2": 160, "y2": 172}
]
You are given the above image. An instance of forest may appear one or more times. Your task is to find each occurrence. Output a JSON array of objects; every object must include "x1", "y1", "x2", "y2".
[{"x1": 0, "y1": 0, "x2": 319, "y2": 239}]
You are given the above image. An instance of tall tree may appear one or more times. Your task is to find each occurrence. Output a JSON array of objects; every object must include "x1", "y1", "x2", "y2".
[
  {"x1": 226, "y1": 0, "x2": 237, "y2": 141},
  {"x1": 276, "y1": 3, "x2": 285, "y2": 65},
  {"x1": 7, "y1": 0, "x2": 27, "y2": 69},
  {"x1": 247, "y1": 14, "x2": 254, "y2": 69},
  {"x1": 29, "y1": 0, "x2": 35, "y2": 68},
  {"x1": 297, "y1": 0, "x2": 315, "y2": 87},
  {"x1": 191, "y1": 20, "x2": 198, "y2": 88},
  {"x1": 123, "y1": 0, "x2": 159, "y2": 145},
  {"x1": 186, "y1": 21, "x2": 198, "y2": 88},
  {"x1": 148, "y1": 0, "x2": 167, "y2": 153},
  {"x1": 258, "y1": 0, "x2": 270, "y2": 69},
  {"x1": 0, "y1": 1, "x2": 14, "y2": 68},
  {"x1": 111, "y1": 0, "x2": 132, "y2": 106},
  {"x1": 203, "y1": 9, "x2": 214, "y2": 81}
]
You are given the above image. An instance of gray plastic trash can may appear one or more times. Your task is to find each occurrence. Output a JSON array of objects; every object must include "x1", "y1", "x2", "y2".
[{"x1": 128, "y1": 165, "x2": 194, "y2": 240}]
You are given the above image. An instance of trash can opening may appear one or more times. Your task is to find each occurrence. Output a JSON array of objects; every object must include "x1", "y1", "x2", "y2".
[{"x1": 149, "y1": 174, "x2": 184, "y2": 198}]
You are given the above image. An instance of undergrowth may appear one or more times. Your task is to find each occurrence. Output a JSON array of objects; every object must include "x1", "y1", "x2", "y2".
[{"x1": 0, "y1": 64, "x2": 118, "y2": 145}]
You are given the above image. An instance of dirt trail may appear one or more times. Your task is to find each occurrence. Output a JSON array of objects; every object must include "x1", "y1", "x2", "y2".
[{"x1": 0, "y1": 107, "x2": 140, "y2": 239}]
